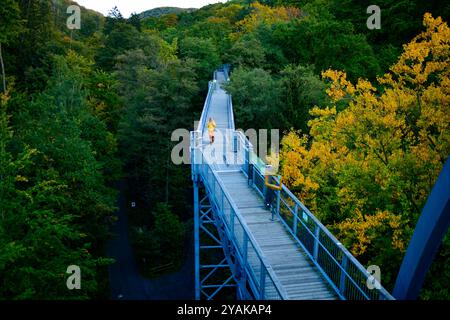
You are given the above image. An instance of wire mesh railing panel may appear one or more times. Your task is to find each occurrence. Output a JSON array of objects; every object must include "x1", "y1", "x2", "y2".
[
  {"x1": 263, "y1": 276, "x2": 283, "y2": 300},
  {"x1": 253, "y1": 168, "x2": 265, "y2": 196},
  {"x1": 246, "y1": 240, "x2": 262, "y2": 289},
  {"x1": 233, "y1": 216, "x2": 245, "y2": 255},
  {"x1": 279, "y1": 197, "x2": 294, "y2": 226},
  {"x1": 245, "y1": 154, "x2": 394, "y2": 300},
  {"x1": 194, "y1": 146, "x2": 287, "y2": 300},
  {"x1": 223, "y1": 195, "x2": 232, "y2": 227}
]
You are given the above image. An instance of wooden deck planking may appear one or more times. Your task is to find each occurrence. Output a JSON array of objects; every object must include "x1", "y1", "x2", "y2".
[{"x1": 217, "y1": 171, "x2": 336, "y2": 300}]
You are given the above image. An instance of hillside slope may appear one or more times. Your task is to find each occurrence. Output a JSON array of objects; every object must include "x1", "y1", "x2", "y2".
[{"x1": 139, "y1": 7, "x2": 196, "y2": 19}]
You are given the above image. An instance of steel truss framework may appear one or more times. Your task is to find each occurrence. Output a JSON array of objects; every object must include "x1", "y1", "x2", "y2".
[{"x1": 194, "y1": 179, "x2": 254, "y2": 300}]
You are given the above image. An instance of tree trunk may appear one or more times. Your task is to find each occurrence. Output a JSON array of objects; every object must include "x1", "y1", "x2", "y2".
[{"x1": 0, "y1": 43, "x2": 6, "y2": 93}]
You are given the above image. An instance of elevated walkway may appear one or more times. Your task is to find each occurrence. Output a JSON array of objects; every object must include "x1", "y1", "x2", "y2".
[{"x1": 191, "y1": 67, "x2": 394, "y2": 300}]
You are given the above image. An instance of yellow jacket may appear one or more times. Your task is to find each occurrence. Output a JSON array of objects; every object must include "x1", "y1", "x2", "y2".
[{"x1": 207, "y1": 120, "x2": 216, "y2": 132}]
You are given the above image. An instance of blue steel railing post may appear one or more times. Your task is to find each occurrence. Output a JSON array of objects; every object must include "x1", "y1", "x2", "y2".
[
  {"x1": 190, "y1": 133, "x2": 194, "y2": 178},
  {"x1": 191, "y1": 129, "x2": 201, "y2": 300},
  {"x1": 243, "y1": 233, "x2": 248, "y2": 266},
  {"x1": 251, "y1": 159, "x2": 255, "y2": 186},
  {"x1": 193, "y1": 173, "x2": 200, "y2": 300},
  {"x1": 242, "y1": 233, "x2": 249, "y2": 298},
  {"x1": 228, "y1": 96, "x2": 235, "y2": 131},
  {"x1": 339, "y1": 254, "x2": 348, "y2": 298},
  {"x1": 223, "y1": 130, "x2": 226, "y2": 165},
  {"x1": 313, "y1": 226, "x2": 320, "y2": 261},
  {"x1": 259, "y1": 262, "x2": 266, "y2": 299},
  {"x1": 245, "y1": 140, "x2": 250, "y2": 175},
  {"x1": 293, "y1": 204, "x2": 298, "y2": 235},
  {"x1": 230, "y1": 206, "x2": 235, "y2": 235},
  {"x1": 263, "y1": 183, "x2": 267, "y2": 207},
  {"x1": 221, "y1": 189, "x2": 224, "y2": 212},
  {"x1": 275, "y1": 189, "x2": 281, "y2": 221}
]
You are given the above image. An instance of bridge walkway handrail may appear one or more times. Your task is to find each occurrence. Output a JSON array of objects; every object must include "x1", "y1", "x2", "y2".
[{"x1": 232, "y1": 130, "x2": 395, "y2": 300}]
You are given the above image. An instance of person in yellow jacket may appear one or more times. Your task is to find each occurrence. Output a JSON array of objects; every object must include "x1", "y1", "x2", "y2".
[{"x1": 207, "y1": 118, "x2": 217, "y2": 144}]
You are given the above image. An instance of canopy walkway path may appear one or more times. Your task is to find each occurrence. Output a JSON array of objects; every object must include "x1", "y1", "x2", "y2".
[{"x1": 190, "y1": 66, "x2": 394, "y2": 300}]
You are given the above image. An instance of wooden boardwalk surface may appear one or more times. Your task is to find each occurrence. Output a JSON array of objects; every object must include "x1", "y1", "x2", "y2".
[
  {"x1": 201, "y1": 71, "x2": 336, "y2": 300},
  {"x1": 219, "y1": 171, "x2": 336, "y2": 300}
]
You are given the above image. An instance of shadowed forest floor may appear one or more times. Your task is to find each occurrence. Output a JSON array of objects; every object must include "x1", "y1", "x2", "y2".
[{"x1": 107, "y1": 181, "x2": 194, "y2": 300}]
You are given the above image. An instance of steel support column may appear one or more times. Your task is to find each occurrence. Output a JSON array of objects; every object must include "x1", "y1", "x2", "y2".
[
  {"x1": 194, "y1": 182, "x2": 238, "y2": 300},
  {"x1": 193, "y1": 178, "x2": 200, "y2": 300}
]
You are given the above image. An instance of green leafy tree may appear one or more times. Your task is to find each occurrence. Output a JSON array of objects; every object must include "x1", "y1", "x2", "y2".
[
  {"x1": 278, "y1": 14, "x2": 450, "y2": 295},
  {"x1": 128, "y1": 13, "x2": 142, "y2": 32},
  {"x1": 0, "y1": 87, "x2": 113, "y2": 299},
  {"x1": 225, "y1": 67, "x2": 281, "y2": 129},
  {"x1": 86, "y1": 70, "x2": 123, "y2": 132},
  {"x1": 15, "y1": 0, "x2": 58, "y2": 91},
  {"x1": 152, "y1": 203, "x2": 185, "y2": 266},
  {"x1": 1, "y1": 52, "x2": 118, "y2": 299},
  {"x1": 0, "y1": 0, "x2": 21, "y2": 92},
  {"x1": 279, "y1": 64, "x2": 329, "y2": 132},
  {"x1": 96, "y1": 22, "x2": 141, "y2": 70},
  {"x1": 116, "y1": 49, "x2": 198, "y2": 216},
  {"x1": 184, "y1": 18, "x2": 233, "y2": 55},
  {"x1": 132, "y1": 203, "x2": 185, "y2": 276},
  {"x1": 273, "y1": 11, "x2": 380, "y2": 80},
  {"x1": 179, "y1": 37, "x2": 221, "y2": 88},
  {"x1": 225, "y1": 35, "x2": 266, "y2": 69}
]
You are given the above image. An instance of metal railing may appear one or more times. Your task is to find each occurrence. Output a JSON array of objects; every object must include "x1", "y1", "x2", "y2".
[
  {"x1": 194, "y1": 147, "x2": 288, "y2": 300},
  {"x1": 193, "y1": 65, "x2": 394, "y2": 300},
  {"x1": 226, "y1": 92, "x2": 235, "y2": 131},
  {"x1": 197, "y1": 80, "x2": 215, "y2": 132},
  {"x1": 231, "y1": 130, "x2": 395, "y2": 300},
  {"x1": 191, "y1": 67, "x2": 287, "y2": 299},
  {"x1": 222, "y1": 64, "x2": 231, "y2": 81}
]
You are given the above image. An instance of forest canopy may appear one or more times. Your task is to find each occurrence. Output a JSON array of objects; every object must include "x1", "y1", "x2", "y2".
[{"x1": 0, "y1": 0, "x2": 448, "y2": 300}]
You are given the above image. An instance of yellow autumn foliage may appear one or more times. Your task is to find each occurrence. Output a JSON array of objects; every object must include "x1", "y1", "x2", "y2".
[
  {"x1": 231, "y1": 2, "x2": 300, "y2": 40},
  {"x1": 279, "y1": 14, "x2": 450, "y2": 261}
]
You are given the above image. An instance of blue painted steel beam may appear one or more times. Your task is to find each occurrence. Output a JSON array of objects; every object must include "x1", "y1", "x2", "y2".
[
  {"x1": 200, "y1": 246, "x2": 223, "y2": 249},
  {"x1": 203, "y1": 285, "x2": 236, "y2": 288},
  {"x1": 205, "y1": 276, "x2": 235, "y2": 300},
  {"x1": 201, "y1": 265, "x2": 230, "y2": 268},
  {"x1": 393, "y1": 157, "x2": 450, "y2": 300},
  {"x1": 194, "y1": 178, "x2": 240, "y2": 300},
  {"x1": 193, "y1": 180, "x2": 200, "y2": 300}
]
